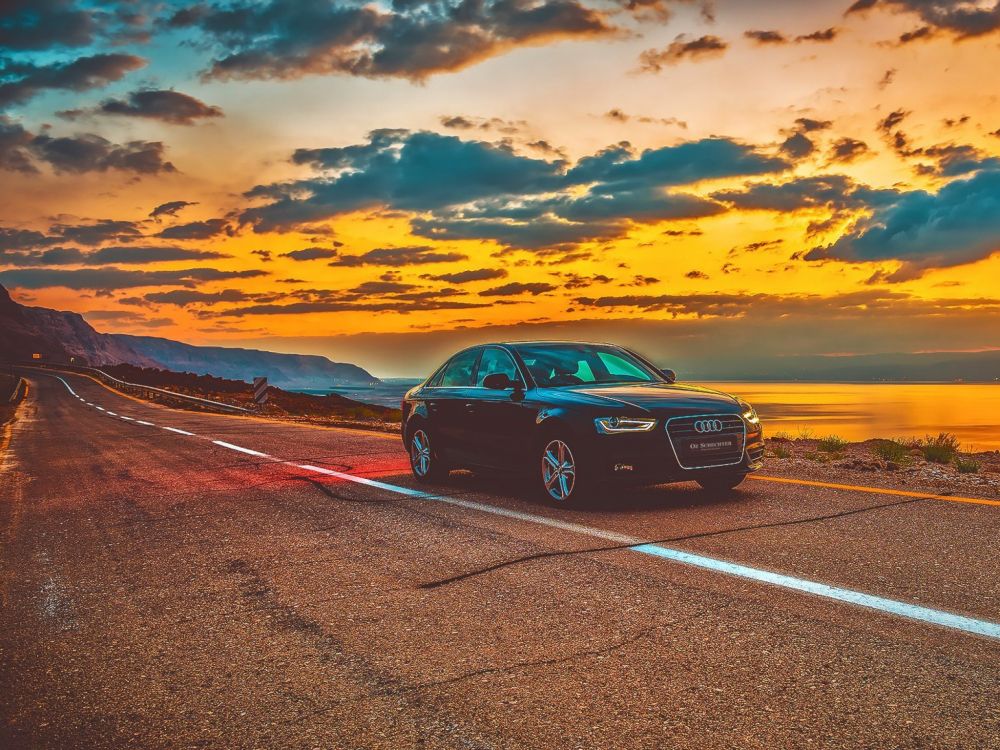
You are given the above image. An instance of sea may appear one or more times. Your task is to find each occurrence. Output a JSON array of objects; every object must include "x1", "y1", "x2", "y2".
[{"x1": 295, "y1": 380, "x2": 1000, "y2": 452}]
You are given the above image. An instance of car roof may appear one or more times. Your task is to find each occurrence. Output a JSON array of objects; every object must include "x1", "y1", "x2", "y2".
[{"x1": 497, "y1": 340, "x2": 620, "y2": 347}]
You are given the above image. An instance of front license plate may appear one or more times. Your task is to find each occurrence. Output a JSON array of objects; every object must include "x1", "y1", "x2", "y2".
[{"x1": 687, "y1": 437, "x2": 736, "y2": 452}]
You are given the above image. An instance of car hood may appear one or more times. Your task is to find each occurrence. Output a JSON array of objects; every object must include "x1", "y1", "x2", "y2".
[{"x1": 542, "y1": 382, "x2": 742, "y2": 414}]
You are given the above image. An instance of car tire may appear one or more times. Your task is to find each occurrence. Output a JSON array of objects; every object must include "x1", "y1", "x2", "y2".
[
  {"x1": 407, "y1": 426, "x2": 449, "y2": 482},
  {"x1": 696, "y1": 472, "x2": 747, "y2": 492},
  {"x1": 537, "y1": 434, "x2": 588, "y2": 506}
]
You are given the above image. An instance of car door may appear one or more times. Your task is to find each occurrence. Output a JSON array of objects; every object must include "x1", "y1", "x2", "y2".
[
  {"x1": 465, "y1": 346, "x2": 536, "y2": 470},
  {"x1": 426, "y1": 346, "x2": 483, "y2": 464}
]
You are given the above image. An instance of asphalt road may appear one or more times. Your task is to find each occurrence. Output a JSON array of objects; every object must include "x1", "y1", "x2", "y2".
[{"x1": 1, "y1": 371, "x2": 998, "y2": 749}]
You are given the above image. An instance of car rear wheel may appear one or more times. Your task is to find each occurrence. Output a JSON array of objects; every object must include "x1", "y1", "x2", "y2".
[
  {"x1": 696, "y1": 472, "x2": 746, "y2": 491},
  {"x1": 539, "y1": 437, "x2": 586, "y2": 505},
  {"x1": 408, "y1": 427, "x2": 448, "y2": 481}
]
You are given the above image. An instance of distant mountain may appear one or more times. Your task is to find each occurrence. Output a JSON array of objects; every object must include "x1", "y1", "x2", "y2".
[
  {"x1": 692, "y1": 350, "x2": 1000, "y2": 383},
  {"x1": 113, "y1": 335, "x2": 380, "y2": 389},
  {"x1": 0, "y1": 283, "x2": 157, "y2": 367},
  {"x1": 0, "y1": 284, "x2": 379, "y2": 388}
]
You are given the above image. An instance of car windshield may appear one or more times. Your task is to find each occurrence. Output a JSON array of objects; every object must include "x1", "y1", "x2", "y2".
[{"x1": 512, "y1": 343, "x2": 663, "y2": 387}]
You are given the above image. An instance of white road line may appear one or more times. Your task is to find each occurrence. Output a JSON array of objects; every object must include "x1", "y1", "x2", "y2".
[
  {"x1": 163, "y1": 426, "x2": 195, "y2": 436},
  {"x1": 95, "y1": 406, "x2": 106, "y2": 411},
  {"x1": 289, "y1": 463, "x2": 1000, "y2": 641},
  {"x1": 212, "y1": 440, "x2": 270, "y2": 458},
  {"x1": 106, "y1": 411, "x2": 117, "y2": 416},
  {"x1": 120, "y1": 416, "x2": 135, "y2": 421},
  {"x1": 135, "y1": 420, "x2": 155, "y2": 426},
  {"x1": 42, "y1": 373, "x2": 1000, "y2": 641}
]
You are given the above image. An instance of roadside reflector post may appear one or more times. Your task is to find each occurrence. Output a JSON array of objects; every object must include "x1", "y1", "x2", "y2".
[{"x1": 253, "y1": 376, "x2": 269, "y2": 407}]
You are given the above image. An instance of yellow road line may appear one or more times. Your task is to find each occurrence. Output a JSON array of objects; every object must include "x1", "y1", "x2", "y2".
[{"x1": 750, "y1": 474, "x2": 1000, "y2": 507}]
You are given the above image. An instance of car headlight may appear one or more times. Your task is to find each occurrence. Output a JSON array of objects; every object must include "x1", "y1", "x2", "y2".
[
  {"x1": 594, "y1": 416, "x2": 657, "y2": 434},
  {"x1": 738, "y1": 400, "x2": 760, "y2": 427}
]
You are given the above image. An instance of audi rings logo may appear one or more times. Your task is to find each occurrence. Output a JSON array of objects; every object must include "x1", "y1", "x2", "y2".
[{"x1": 693, "y1": 419, "x2": 724, "y2": 433}]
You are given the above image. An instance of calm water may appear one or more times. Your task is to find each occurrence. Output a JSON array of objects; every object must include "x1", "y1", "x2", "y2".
[
  {"x1": 704, "y1": 382, "x2": 1000, "y2": 452},
  {"x1": 299, "y1": 381, "x2": 1000, "y2": 451}
]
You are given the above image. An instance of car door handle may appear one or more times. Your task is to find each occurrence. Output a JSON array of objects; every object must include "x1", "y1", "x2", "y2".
[{"x1": 464, "y1": 402, "x2": 475, "y2": 410}]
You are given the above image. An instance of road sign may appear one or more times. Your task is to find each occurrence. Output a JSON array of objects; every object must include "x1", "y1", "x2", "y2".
[{"x1": 253, "y1": 376, "x2": 269, "y2": 405}]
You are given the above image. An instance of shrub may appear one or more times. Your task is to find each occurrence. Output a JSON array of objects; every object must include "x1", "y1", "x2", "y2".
[
  {"x1": 797, "y1": 426, "x2": 814, "y2": 440},
  {"x1": 771, "y1": 444, "x2": 791, "y2": 459},
  {"x1": 921, "y1": 433, "x2": 961, "y2": 464},
  {"x1": 955, "y1": 456, "x2": 981, "y2": 474},
  {"x1": 771, "y1": 430, "x2": 792, "y2": 441},
  {"x1": 872, "y1": 439, "x2": 908, "y2": 463},
  {"x1": 818, "y1": 435, "x2": 848, "y2": 454}
]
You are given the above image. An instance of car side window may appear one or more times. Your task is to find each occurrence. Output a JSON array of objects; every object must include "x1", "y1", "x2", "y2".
[
  {"x1": 437, "y1": 348, "x2": 481, "y2": 387},
  {"x1": 476, "y1": 348, "x2": 521, "y2": 387}
]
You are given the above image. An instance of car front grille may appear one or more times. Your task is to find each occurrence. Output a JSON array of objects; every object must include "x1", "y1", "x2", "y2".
[{"x1": 666, "y1": 414, "x2": 746, "y2": 470}]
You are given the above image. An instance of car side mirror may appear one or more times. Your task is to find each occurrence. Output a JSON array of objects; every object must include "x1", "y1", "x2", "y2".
[
  {"x1": 483, "y1": 373, "x2": 515, "y2": 390},
  {"x1": 661, "y1": 368, "x2": 677, "y2": 384}
]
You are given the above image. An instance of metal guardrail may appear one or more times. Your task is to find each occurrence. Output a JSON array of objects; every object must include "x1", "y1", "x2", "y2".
[{"x1": 7, "y1": 362, "x2": 251, "y2": 413}]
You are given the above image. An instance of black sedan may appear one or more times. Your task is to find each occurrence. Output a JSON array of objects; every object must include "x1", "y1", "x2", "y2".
[{"x1": 401, "y1": 341, "x2": 764, "y2": 504}]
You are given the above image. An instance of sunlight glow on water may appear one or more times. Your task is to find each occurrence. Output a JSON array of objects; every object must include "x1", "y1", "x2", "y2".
[{"x1": 704, "y1": 382, "x2": 1000, "y2": 451}]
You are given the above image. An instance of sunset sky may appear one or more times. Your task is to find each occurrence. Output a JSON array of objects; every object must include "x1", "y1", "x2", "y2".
[{"x1": 2, "y1": 0, "x2": 1000, "y2": 376}]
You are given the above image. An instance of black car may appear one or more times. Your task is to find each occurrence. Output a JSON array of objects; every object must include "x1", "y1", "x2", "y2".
[{"x1": 401, "y1": 341, "x2": 764, "y2": 504}]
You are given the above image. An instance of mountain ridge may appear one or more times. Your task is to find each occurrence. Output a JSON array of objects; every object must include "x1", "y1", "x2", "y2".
[{"x1": 0, "y1": 284, "x2": 380, "y2": 388}]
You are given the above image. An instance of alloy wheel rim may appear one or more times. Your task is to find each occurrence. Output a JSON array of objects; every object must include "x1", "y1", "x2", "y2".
[
  {"x1": 411, "y1": 429, "x2": 431, "y2": 477},
  {"x1": 542, "y1": 439, "x2": 576, "y2": 501}
]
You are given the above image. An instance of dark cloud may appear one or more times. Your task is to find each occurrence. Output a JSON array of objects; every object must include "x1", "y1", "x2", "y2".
[
  {"x1": 744, "y1": 30, "x2": 787, "y2": 45},
  {"x1": 794, "y1": 118, "x2": 833, "y2": 132},
  {"x1": 173, "y1": 0, "x2": 618, "y2": 83},
  {"x1": 150, "y1": 200, "x2": 198, "y2": 220},
  {"x1": 713, "y1": 175, "x2": 896, "y2": 214},
  {"x1": 19, "y1": 132, "x2": 175, "y2": 175},
  {"x1": 897, "y1": 25, "x2": 935, "y2": 44},
  {"x1": 878, "y1": 68, "x2": 896, "y2": 89},
  {"x1": 796, "y1": 27, "x2": 838, "y2": 42},
  {"x1": 852, "y1": 0, "x2": 1000, "y2": 39},
  {"x1": 0, "y1": 53, "x2": 145, "y2": 107},
  {"x1": 0, "y1": 117, "x2": 37, "y2": 173},
  {"x1": 602, "y1": 109, "x2": 687, "y2": 128},
  {"x1": 421, "y1": 268, "x2": 508, "y2": 283},
  {"x1": 85, "y1": 89, "x2": 224, "y2": 125},
  {"x1": 51, "y1": 219, "x2": 141, "y2": 245},
  {"x1": 0, "y1": 1, "x2": 151, "y2": 51},
  {"x1": 141, "y1": 289, "x2": 253, "y2": 306},
  {"x1": 329, "y1": 245, "x2": 467, "y2": 267},
  {"x1": 804, "y1": 165, "x2": 1000, "y2": 279},
  {"x1": 685, "y1": 270, "x2": 709, "y2": 279},
  {"x1": 156, "y1": 219, "x2": 232, "y2": 240},
  {"x1": 877, "y1": 109, "x2": 996, "y2": 176},
  {"x1": 243, "y1": 129, "x2": 787, "y2": 250},
  {"x1": 0, "y1": 227, "x2": 52, "y2": 250},
  {"x1": 282, "y1": 247, "x2": 339, "y2": 261},
  {"x1": 1, "y1": 244, "x2": 229, "y2": 267},
  {"x1": 828, "y1": 137, "x2": 870, "y2": 163},
  {"x1": 479, "y1": 282, "x2": 557, "y2": 296},
  {"x1": 0, "y1": 267, "x2": 266, "y2": 290},
  {"x1": 438, "y1": 115, "x2": 525, "y2": 134},
  {"x1": 638, "y1": 35, "x2": 728, "y2": 72},
  {"x1": 88, "y1": 245, "x2": 229, "y2": 264},
  {"x1": 780, "y1": 132, "x2": 815, "y2": 159}
]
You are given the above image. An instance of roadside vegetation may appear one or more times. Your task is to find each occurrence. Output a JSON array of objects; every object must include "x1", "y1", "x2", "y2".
[
  {"x1": 767, "y1": 430, "x2": 991, "y2": 479},
  {"x1": 100, "y1": 364, "x2": 402, "y2": 431},
  {"x1": 817, "y1": 435, "x2": 849, "y2": 454}
]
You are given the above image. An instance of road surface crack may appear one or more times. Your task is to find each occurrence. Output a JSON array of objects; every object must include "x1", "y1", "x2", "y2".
[{"x1": 418, "y1": 497, "x2": 922, "y2": 590}]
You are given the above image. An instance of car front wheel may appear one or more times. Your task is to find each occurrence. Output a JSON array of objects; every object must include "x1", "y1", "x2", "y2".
[
  {"x1": 408, "y1": 427, "x2": 448, "y2": 481},
  {"x1": 539, "y1": 437, "x2": 586, "y2": 505}
]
